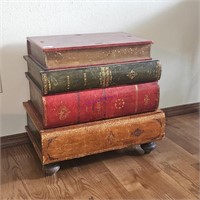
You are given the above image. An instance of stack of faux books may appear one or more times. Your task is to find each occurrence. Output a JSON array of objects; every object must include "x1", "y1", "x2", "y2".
[{"x1": 23, "y1": 32, "x2": 165, "y2": 174}]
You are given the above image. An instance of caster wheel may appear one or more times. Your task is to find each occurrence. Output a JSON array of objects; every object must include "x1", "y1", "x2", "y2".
[
  {"x1": 42, "y1": 163, "x2": 60, "y2": 175},
  {"x1": 141, "y1": 142, "x2": 156, "y2": 154}
]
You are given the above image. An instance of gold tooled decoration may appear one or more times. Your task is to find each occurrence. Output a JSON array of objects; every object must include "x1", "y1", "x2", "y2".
[
  {"x1": 99, "y1": 71, "x2": 103, "y2": 86},
  {"x1": 58, "y1": 105, "x2": 71, "y2": 120},
  {"x1": 100, "y1": 67, "x2": 106, "y2": 87},
  {"x1": 102, "y1": 67, "x2": 105, "y2": 87},
  {"x1": 105, "y1": 67, "x2": 110, "y2": 87},
  {"x1": 156, "y1": 61, "x2": 162, "y2": 80},
  {"x1": 67, "y1": 76, "x2": 70, "y2": 90},
  {"x1": 48, "y1": 80, "x2": 52, "y2": 92},
  {"x1": 107, "y1": 132, "x2": 115, "y2": 145},
  {"x1": 100, "y1": 67, "x2": 111, "y2": 87},
  {"x1": 144, "y1": 94, "x2": 150, "y2": 106},
  {"x1": 109, "y1": 69, "x2": 112, "y2": 84},
  {"x1": 83, "y1": 72, "x2": 87, "y2": 87},
  {"x1": 127, "y1": 70, "x2": 138, "y2": 80},
  {"x1": 42, "y1": 97, "x2": 48, "y2": 126},
  {"x1": 115, "y1": 99, "x2": 125, "y2": 110},
  {"x1": 42, "y1": 74, "x2": 49, "y2": 95}
]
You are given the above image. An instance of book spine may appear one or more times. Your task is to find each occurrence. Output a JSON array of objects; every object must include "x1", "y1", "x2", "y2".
[
  {"x1": 36, "y1": 82, "x2": 159, "y2": 128},
  {"x1": 26, "y1": 55, "x2": 161, "y2": 95},
  {"x1": 24, "y1": 100, "x2": 165, "y2": 165},
  {"x1": 44, "y1": 44, "x2": 151, "y2": 69},
  {"x1": 44, "y1": 60, "x2": 161, "y2": 95}
]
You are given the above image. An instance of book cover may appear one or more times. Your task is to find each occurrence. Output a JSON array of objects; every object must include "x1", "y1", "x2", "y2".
[
  {"x1": 27, "y1": 32, "x2": 153, "y2": 69},
  {"x1": 24, "y1": 56, "x2": 161, "y2": 95},
  {"x1": 24, "y1": 101, "x2": 165, "y2": 165},
  {"x1": 27, "y1": 74, "x2": 160, "y2": 129}
]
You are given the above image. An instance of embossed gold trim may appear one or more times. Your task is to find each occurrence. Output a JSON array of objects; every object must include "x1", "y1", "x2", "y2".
[
  {"x1": 99, "y1": 71, "x2": 103, "y2": 87},
  {"x1": 100, "y1": 67, "x2": 106, "y2": 87},
  {"x1": 100, "y1": 67, "x2": 112, "y2": 87},
  {"x1": 109, "y1": 69, "x2": 112, "y2": 84},
  {"x1": 83, "y1": 72, "x2": 87, "y2": 87},
  {"x1": 156, "y1": 61, "x2": 162, "y2": 80},
  {"x1": 67, "y1": 75, "x2": 70, "y2": 90},
  {"x1": 46, "y1": 44, "x2": 151, "y2": 69},
  {"x1": 48, "y1": 80, "x2": 52, "y2": 92},
  {"x1": 41, "y1": 74, "x2": 49, "y2": 95},
  {"x1": 42, "y1": 97, "x2": 48, "y2": 127},
  {"x1": 57, "y1": 105, "x2": 71, "y2": 120},
  {"x1": 105, "y1": 67, "x2": 110, "y2": 87},
  {"x1": 115, "y1": 98, "x2": 125, "y2": 110},
  {"x1": 102, "y1": 67, "x2": 105, "y2": 87},
  {"x1": 144, "y1": 94, "x2": 150, "y2": 106},
  {"x1": 127, "y1": 70, "x2": 138, "y2": 80}
]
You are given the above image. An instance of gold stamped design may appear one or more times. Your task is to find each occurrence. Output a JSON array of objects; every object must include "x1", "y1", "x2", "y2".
[
  {"x1": 144, "y1": 94, "x2": 150, "y2": 106},
  {"x1": 115, "y1": 99, "x2": 125, "y2": 110},
  {"x1": 107, "y1": 132, "x2": 115, "y2": 145},
  {"x1": 66, "y1": 76, "x2": 70, "y2": 89},
  {"x1": 58, "y1": 105, "x2": 71, "y2": 120},
  {"x1": 156, "y1": 61, "x2": 162, "y2": 80},
  {"x1": 83, "y1": 72, "x2": 87, "y2": 87},
  {"x1": 42, "y1": 74, "x2": 49, "y2": 94},
  {"x1": 127, "y1": 70, "x2": 138, "y2": 80},
  {"x1": 100, "y1": 67, "x2": 112, "y2": 87}
]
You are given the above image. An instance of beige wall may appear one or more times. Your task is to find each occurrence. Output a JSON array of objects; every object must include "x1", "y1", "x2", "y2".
[{"x1": 0, "y1": 0, "x2": 199, "y2": 136}]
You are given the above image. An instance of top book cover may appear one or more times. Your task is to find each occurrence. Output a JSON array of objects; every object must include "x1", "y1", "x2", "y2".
[{"x1": 27, "y1": 32, "x2": 153, "y2": 69}]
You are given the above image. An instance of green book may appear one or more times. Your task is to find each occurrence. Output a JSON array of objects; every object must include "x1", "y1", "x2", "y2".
[{"x1": 24, "y1": 56, "x2": 161, "y2": 95}]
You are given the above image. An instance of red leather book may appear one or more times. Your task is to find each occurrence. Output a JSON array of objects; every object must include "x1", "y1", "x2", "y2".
[{"x1": 28, "y1": 75, "x2": 159, "y2": 129}]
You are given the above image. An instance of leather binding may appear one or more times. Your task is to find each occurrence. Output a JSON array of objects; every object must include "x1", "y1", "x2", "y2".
[
  {"x1": 26, "y1": 73, "x2": 160, "y2": 129},
  {"x1": 24, "y1": 101, "x2": 165, "y2": 165},
  {"x1": 27, "y1": 32, "x2": 153, "y2": 69},
  {"x1": 24, "y1": 55, "x2": 161, "y2": 95}
]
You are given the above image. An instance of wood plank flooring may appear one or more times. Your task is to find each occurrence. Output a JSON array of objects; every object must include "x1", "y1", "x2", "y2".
[{"x1": 1, "y1": 112, "x2": 199, "y2": 199}]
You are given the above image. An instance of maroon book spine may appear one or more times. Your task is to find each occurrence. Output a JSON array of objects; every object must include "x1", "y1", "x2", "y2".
[{"x1": 32, "y1": 82, "x2": 160, "y2": 128}]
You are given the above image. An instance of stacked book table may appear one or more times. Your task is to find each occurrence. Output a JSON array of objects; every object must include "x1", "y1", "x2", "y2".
[{"x1": 23, "y1": 32, "x2": 165, "y2": 175}]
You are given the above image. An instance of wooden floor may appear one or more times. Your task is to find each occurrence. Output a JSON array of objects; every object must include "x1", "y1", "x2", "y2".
[{"x1": 1, "y1": 112, "x2": 199, "y2": 200}]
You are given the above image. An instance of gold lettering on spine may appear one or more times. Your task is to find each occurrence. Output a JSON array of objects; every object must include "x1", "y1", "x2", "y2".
[
  {"x1": 99, "y1": 71, "x2": 103, "y2": 86},
  {"x1": 156, "y1": 61, "x2": 162, "y2": 80},
  {"x1": 42, "y1": 74, "x2": 49, "y2": 95},
  {"x1": 101, "y1": 67, "x2": 106, "y2": 87},
  {"x1": 83, "y1": 72, "x2": 87, "y2": 87},
  {"x1": 67, "y1": 76, "x2": 70, "y2": 90},
  {"x1": 109, "y1": 69, "x2": 112, "y2": 84},
  {"x1": 135, "y1": 85, "x2": 138, "y2": 113},
  {"x1": 105, "y1": 67, "x2": 109, "y2": 87},
  {"x1": 100, "y1": 67, "x2": 112, "y2": 87}
]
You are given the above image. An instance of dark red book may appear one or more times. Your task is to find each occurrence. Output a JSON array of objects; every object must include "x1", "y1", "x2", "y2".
[
  {"x1": 27, "y1": 32, "x2": 153, "y2": 69},
  {"x1": 28, "y1": 74, "x2": 159, "y2": 129}
]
